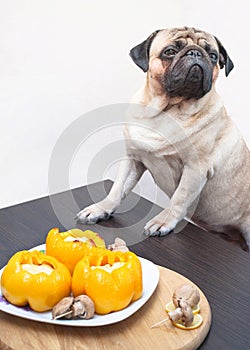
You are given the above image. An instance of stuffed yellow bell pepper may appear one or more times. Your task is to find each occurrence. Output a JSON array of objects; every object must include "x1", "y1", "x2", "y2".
[
  {"x1": 1, "y1": 250, "x2": 71, "y2": 312},
  {"x1": 46, "y1": 228, "x2": 106, "y2": 274},
  {"x1": 72, "y1": 249, "x2": 143, "y2": 314}
]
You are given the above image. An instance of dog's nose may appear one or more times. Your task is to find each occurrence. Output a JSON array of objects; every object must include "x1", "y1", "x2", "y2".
[{"x1": 186, "y1": 49, "x2": 202, "y2": 58}]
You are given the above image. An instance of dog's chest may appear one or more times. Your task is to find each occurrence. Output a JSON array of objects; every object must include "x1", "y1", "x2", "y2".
[
  {"x1": 124, "y1": 117, "x2": 189, "y2": 157},
  {"x1": 124, "y1": 123, "x2": 184, "y2": 195},
  {"x1": 138, "y1": 150, "x2": 183, "y2": 197}
]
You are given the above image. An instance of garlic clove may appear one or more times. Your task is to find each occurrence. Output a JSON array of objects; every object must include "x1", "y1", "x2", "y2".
[
  {"x1": 173, "y1": 283, "x2": 200, "y2": 309},
  {"x1": 168, "y1": 307, "x2": 183, "y2": 323},
  {"x1": 107, "y1": 237, "x2": 129, "y2": 252},
  {"x1": 52, "y1": 296, "x2": 74, "y2": 320},
  {"x1": 73, "y1": 295, "x2": 95, "y2": 319},
  {"x1": 180, "y1": 303, "x2": 194, "y2": 326},
  {"x1": 52, "y1": 295, "x2": 95, "y2": 320}
]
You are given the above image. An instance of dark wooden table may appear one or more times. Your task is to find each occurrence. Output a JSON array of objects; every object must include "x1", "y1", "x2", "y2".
[{"x1": 0, "y1": 180, "x2": 249, "y2": 350}]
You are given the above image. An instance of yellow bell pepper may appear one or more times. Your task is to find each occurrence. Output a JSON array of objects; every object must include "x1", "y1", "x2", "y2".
[
  {"x1": 46, "y1": 227, "x2": 106, "y2": 274},
  {"x1": 72, "y1": 249, "x2": 143, "y2": 314},
  {"x1": 1, "y1": 250, "x2": 71, "y2": 312}
]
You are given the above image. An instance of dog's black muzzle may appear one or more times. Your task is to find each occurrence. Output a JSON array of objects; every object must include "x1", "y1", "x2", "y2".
[{"x1": 163, "y1": 47, "x2": 214, "y2": 100}]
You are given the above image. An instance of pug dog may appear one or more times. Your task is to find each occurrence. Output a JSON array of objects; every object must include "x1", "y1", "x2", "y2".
[{"x1": 76, "y1": 27, "x2": 250, "y2": 251}]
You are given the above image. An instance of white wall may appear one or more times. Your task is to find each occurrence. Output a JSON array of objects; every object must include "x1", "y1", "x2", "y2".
[{"x1": 0, "y1": 0, "x2": 250, "y2": 209}]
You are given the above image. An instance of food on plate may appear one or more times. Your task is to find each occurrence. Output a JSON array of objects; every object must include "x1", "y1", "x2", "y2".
[
  {"x1": 72, "y1": 249, "x2": 143, "y2": 314},
  {"x1": 0, "y1": 231, "x2": 144, "y2": 318},
  {"x1": 151, "y1": 283, "x2": 202, "y2": 329},
  {"x1": 52, "y1": 295, "x2": 95, "y2": 320},
  {"x1": 1, "y1": 250, "x2": 71, "y2": 312},
  {"x1": 46, "y1": 227, "x2": 106, "y2": 274},
  {"x1": 107, "y1": 237, "x2": 129, "y2": 252}
]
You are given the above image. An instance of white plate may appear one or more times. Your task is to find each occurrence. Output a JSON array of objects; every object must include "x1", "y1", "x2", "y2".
[{"x1": 0, "y1": 244, "x2": 159, "y2": 326}]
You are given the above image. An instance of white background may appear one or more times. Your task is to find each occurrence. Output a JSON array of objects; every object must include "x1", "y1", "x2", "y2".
[{"x1": 0, "y1": 0, "x2": 250, "y2": 209}]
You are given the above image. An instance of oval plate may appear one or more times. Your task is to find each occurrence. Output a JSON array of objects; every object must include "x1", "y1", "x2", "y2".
[{"x1": 0, "y1": 244, "x2": 159, "y2": 326}]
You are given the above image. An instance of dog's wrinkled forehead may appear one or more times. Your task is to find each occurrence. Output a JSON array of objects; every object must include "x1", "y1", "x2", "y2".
[
  {"x1": 150, "y1": 27, "x2": 218, "y2": 56},
  {"x1": 129, "y1": 26, "x2": 234, "y2": 76}
]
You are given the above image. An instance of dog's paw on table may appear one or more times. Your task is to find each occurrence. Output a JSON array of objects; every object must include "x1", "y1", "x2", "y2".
[
  {"x1": 143, "y1": 213, "x2": 178, "y2": 237},
  {"x1": 75, "y1": 204, "x2": 112, "y2": 224}
]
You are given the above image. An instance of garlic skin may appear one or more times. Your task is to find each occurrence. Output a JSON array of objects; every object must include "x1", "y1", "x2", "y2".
[{"x1": 173, "y1": 283, "x2": 200, "y2": 309}]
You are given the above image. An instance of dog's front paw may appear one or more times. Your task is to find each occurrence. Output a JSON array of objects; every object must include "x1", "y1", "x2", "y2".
[
  {"x1": 75, "y1": 203, "x2": 112, "y2": 224},
  {"x1": 143, "y1": 213, "x2": 178, "y2": 237}
]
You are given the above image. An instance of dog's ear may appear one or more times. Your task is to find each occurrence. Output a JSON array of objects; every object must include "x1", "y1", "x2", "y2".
[
  {"x1": 214, "y1": 36, "x2": 234, "y2": 76},
  {"x1": 129, "y1": 30, "x2": 161, "y2": 72}
]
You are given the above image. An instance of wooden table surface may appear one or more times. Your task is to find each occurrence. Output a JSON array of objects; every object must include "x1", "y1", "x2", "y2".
[{"x1": 0, "y1": 180, "x2": 249, "y2": 350}]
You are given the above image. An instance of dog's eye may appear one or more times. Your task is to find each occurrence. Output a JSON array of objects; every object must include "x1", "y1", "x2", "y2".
[
  {"x1": 162, "y1": 48, "x2": 178, "y2": 58},
  {"x1": 209, "y1": 52, "x2": 218, "y2": 63}
]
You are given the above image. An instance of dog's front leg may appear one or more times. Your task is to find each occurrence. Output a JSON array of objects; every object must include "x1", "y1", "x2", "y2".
[
  {"x1": 144, "y1": 165, "x2": 208, "y2": 236},
  {"x1": 75, "y1": 157, "x2": 145, "y2": 224}
]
